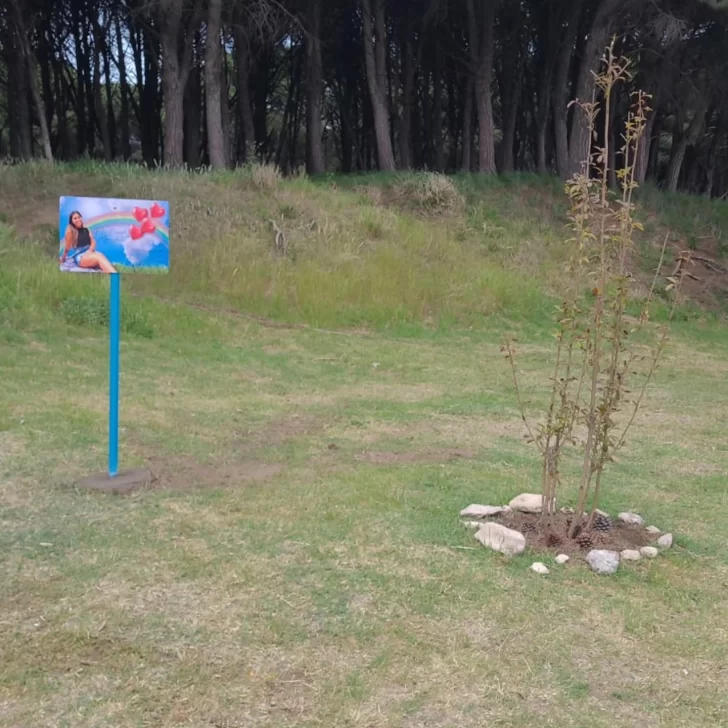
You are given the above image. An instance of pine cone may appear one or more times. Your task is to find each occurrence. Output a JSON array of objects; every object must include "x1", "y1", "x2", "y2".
[
  {"x1": 576, "y1": 531, "x2": 595, "y2": 550},
  {"x1": 521, "y1": 521, "x2": 537, "y2": 534},
  {"x1": 593, "y1": 513, "x2": 613, "y2": 533},
  {"x1": 546, "y1": 532, "x2": 563, "y2": 548}
]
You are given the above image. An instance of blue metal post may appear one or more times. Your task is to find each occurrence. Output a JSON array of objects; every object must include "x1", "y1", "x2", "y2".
[{"x1": 109, "y1": 273, "x2": 120, "y2": 477}]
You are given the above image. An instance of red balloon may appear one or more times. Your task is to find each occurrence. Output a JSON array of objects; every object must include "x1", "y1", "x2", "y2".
[
  {"x1": 129, "y1": 225, "x2": 143, "y2": 240},
  {"x1": 133, "y1": 206, "x2": 148, "y2": 222},
  {"x1": 141, "y1": 219, "x2": 157, "y2": 234},
  {"x1": 150, "y1": 203, "x2": 165, "y2": 219}
]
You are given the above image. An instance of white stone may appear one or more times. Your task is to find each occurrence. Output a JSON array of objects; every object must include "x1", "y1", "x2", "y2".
[
  {"x1": 618, "y1": 512, "x2": 645, "y2": 526},
  {"x1": 530, "y1": 562, "x2": 549, "y2": 575},
  {"x1": 621, "y1": 549, "x2": 642, "y2": 561},
  {"x1": 474, "y1": 522, "x2": 526, "y2": 556},
  {"x1": 640, "y1": 546, "x2": 659, "y2": 559},
  {"x1": 560, "y1": 507, "x2": 575, "y2": 515},
  {"x1": 461, "y1": 521, "x2": 482, "y2": 530},
  {"x1": 657, "y1": 533, "x2": 673, "y2": 549},
  {"x1": 586, "y1": 549, "x2": 620, "y2": 575},
  {"x1": 508, "y1": 493, "x2": 546, "y2": 514},
  {"x1": 555, "y1": 554, "x2": 570, "y2": 565},
  {"x1": 646, "y1": 525, "x2": 662, "y2": 534},
  {"x1": 595, "y1": 509, "x2": 610, "y2": 517},
  {"x1": 459, "y1": 504, "x2": 509, "y2": 519}
]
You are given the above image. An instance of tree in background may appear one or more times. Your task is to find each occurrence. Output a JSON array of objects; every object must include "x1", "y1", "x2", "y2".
[{"x1": 0, "y1": 0, "x2": 727, "y2": 198}]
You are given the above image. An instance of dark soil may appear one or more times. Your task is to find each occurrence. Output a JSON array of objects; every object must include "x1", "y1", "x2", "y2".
[{"x1": 495, "y1": 511, "x2": 659, "y2": 557}]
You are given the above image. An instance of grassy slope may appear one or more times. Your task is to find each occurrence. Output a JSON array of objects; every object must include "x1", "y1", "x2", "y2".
[{"x1": 1, "y1": 163, "x2": 728, "y2": 727}]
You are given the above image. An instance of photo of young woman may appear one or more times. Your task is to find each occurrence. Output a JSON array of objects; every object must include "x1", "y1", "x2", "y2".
[{"x1": 60, "y1": 211, "x2": 118, "y2": 273}]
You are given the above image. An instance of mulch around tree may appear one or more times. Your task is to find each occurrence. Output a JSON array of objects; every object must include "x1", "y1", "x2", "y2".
[{"x1": 495, "y1": 511, "x2": 659, "y2": 558}]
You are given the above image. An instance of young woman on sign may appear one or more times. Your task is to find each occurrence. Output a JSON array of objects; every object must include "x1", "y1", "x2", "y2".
[{"x1": 61, "y1": 211, "x2": 117, "y2": 273}]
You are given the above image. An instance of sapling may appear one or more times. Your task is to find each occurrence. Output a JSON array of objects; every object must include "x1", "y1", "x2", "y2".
[{"x1": 507, "y1": 41, "x2": 682, "y2": 540}]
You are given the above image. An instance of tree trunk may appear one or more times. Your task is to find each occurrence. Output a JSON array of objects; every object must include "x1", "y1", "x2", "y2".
[
  {"x1": 81, "y1": 23, "x2": 97, "y2": 156},
  {"x1": 29, "y1": 49, "x2": 54, "y2": 161},
  {"x1": 703, "y1": 113, "x2": 726, "y2": 197},
  {"x1": 552, "y1": 0, "x2": 584, "y2": 178},
  {"x1": 104, "y1": 34, "x2": 117, "y2": 159},
  {"x1": 567, "y1": 0, "x2": 625, "y2": 177},
  {"x1": 10, "y1": 0, "x2": 52, "y2": 161},
  {"x1": 9, "y1": 57, "x2": 32, "y2": 159},
  {"x1": 53, "y1": 59, "x2": 69, "y2": 158},
  {"x1": 205, "y1": 0, "x2": 226, "y2": 169},
  {"x1": 666, "y1": 98, "x2": 709, "y2": 193},
  {"x1": 516, "y1": 97, "x2": 529, "y2": 169},
  {"x1": 338, "y1": 87, "x2": 354, "y2": 172},
  {"x1": 498, "y1": 2, "x2": 524, "y2": 173},
  {"x1": 72, "y1": 3, "x2": 88, "y2": 156},
  {"x1": 433, "y1": 36, "x2": 445, "y2": 172},
  {"x1": 335, "y1": 69, "x2": 358, "y2": 172},
  {"x1": 446, "y1": 53, "x2": 459, "y2": 170},
  {"x1": 361, "y1": 81, "x2": 373, "y2": 169},
  {"x1": 684, "y1": 147, "x2": 700, "y2": 194},
  {"x1": 276, "y1": 41, "x2": 299, "y2": 168},
  {"x1": 162, "y1": 62, "x2": 185, "y2": 167},
  {"x1": 647, "y1": 115, "x2": 661, "y2": 182},
  {"x1": 6, "y1": 42, "x2": 31, "y2": 160},
  {"x1": 253, "y1": 44, "x2": 271, "y2": 160},
  {"x1": 288, "y1": 52, "x2": 303, "y2": 171},
  {"x1": 38, "y1": 21, "x2": 55, "y2": 153},
  {"x1": 398, "y1": 9, "x2": 415, "y2": 170},
  {"x1": 158, "y1": 0, "x2": 201, "y2": 168},
  {"x1": 360, "y1": 0, "x2": 396, "y2": 171},
  {"x1": 92, "y1": 21, "x2": 112, "y2": 161},
  {"x1": 635, "y1": 104, "x2": 657, "y2": 184},
  {"x1": 115, "y1": 16, "x2": 132, "y2": 160},
  {"x1": 461, "y1": 76, "x2": 473, "y2": 172},
  {"x1": 534, "y1": 1, "x2": 561, "y2": 173},
  {"x1": 184, "y1": 55, "x2": 202, "y2": 168},
  {"x1": 607, "y1": 87, "x2": 619, "y2": 188},
  {"x1": 233, "y1": 18, "x2": 256, "y2": 163},
  {"x1": 466, "y1": 0, "x2": 497, "y2": 173},
  {"x1": 221, "y1": 52, "x2": 233, "y2": 166},
  {"x1": 536, "y1": 116, "x2": 548, "y2": 174},
  {"x1": 129, "y1": 24, "x2": 145, "y2": 155},
  {"x1": 500, "y1": 74, "x2": 523, "y2": 173},
  {"x1": 305, "y1": 0, "x2": 325, "y2": 174},
  {"x1": 141, "y1": 22, "x2": 161, "y2": 165}
]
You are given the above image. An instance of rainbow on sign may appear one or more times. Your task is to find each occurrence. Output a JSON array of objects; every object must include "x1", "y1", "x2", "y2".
[{"x1": 59, "y1": 196, "x2": 170, "y2": 274}]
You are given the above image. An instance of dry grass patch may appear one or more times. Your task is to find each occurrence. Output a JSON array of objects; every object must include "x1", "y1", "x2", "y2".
[
  {"x1": 144, "y1": 453, "x2": 284, "y2": 490},
  {"x1": 249, "y1": 162, "x2": 283, "y2": 190},
  {"x1": 0, "y1": 431, "x2": 25, "y2": 466},
  {"x1": 355, "y1": 447, "x2": 476, "y2": 466},
  {"x1": 391, "y1": 173, "x2": 465, "y2": 215}
]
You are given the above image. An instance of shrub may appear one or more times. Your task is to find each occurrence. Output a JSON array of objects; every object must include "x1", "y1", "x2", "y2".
[{"x1": 394, "y1": 173, "x2": 464, "y2": 214}]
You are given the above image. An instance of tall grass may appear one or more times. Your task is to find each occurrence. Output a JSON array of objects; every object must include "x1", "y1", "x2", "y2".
[
  {"x1": 635, "y1": 183, "x2": 728, "y2": 253},
  {"x1": 0, "y1": 163, "x2": 562, "y2": 332},
  {"x1": 3, "y1": 162, "x2": 723, "y2": 333}
]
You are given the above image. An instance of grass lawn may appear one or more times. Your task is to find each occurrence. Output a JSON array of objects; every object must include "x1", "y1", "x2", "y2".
[{"x1": 1, "y1": 165, "x2": 728, "y2": 727}]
